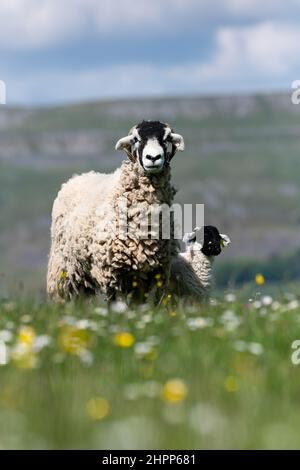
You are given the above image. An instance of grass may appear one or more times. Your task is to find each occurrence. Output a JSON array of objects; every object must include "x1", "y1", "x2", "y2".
[{"x1": 1, "y1": 290, "x2": 300, "y2": 449}]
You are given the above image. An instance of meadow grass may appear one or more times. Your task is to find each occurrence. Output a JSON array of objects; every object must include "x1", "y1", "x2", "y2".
[{"x1": 1, "y1": 291, "x2": 300, "y2": 449}]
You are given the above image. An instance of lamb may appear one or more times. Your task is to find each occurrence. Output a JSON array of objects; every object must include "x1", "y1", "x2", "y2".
[
  {"x1": 47, "y1": 120, "x2": 185, "y2": 302},
  {"x1": 170, "y1": 226, "x2": 230, "y2": 301}
]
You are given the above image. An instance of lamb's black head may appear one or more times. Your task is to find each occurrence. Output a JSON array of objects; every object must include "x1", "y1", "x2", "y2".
[
  {"x1": 115, "y1": 120, "x2": 184, "y2": 174},
  {"x1": 201, "y1": 226, "x2": 228, "y2": 257}
]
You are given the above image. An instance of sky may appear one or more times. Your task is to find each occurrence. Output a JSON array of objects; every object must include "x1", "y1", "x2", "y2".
[{"x1": 1, "y1": 0, "x2": 300, "y2": 105}]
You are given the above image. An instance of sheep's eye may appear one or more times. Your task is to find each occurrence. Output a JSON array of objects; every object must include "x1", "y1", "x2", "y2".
[{"x1": 133, "y1": 137, "x2": 140, "y2": 144}]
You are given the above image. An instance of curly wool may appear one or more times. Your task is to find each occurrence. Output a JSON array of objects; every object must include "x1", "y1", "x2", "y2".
[{"x1": 47, "y1": 160, "x2": 178, "y2": 300}]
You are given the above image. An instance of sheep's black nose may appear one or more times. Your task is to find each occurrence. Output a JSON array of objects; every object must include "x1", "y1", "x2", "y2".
[{"x1": 146, "y1": 154, "x2": 161, "y2": 162}]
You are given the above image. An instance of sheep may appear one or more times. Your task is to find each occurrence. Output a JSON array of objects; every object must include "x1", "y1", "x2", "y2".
[
  {"x1": 47, "y1": 120, "x2": 185, "y2": 302},
  {"x1": 170, "y1": 226, "x2": 230, "y2": 301}
]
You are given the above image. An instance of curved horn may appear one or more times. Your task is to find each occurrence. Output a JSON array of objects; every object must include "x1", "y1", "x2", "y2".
[
  {"x1": 170, "y1": 133, "x2": 185, "y2": 151},
  {"x1": 115, "y1": 125, "x2": 138, "y2": 151},
  {"x1": 115, "y1": 135, "x2": 133, "y2": 151}
]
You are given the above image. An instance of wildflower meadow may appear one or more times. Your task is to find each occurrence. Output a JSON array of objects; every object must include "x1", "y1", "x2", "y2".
[{"x1": 1, "y1": 277, "x2": 300, "y2": 449}]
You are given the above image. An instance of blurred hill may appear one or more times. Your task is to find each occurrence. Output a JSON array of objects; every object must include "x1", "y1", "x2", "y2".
[{"x1": 1, "y1": 92, "x2": 300, "y2": 296}]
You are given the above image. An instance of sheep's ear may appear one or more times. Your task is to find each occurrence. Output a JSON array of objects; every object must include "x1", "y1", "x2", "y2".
[
  {"x1": 115, "y1": 135, "x2": 134, "y2": 151},
  {"x1": 170, "y1": 133, "x2": 185, "y2": 151},
  {"x1": 220, "y1": 233, "x2": 231, "y2": 247}
]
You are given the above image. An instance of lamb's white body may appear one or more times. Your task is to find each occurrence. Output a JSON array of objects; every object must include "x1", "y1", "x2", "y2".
[{"x1": 170, "y1": 242, "x2": 214, "y2": 301}]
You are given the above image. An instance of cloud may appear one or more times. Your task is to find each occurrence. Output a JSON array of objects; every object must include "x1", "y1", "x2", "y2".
[
  {"x1": 198, "y1": 22, "x2": 300, "y2": 80},
  {"x1": 0, "y1": 0, "x2": 198, "y2": 49},
  {"x1": 1, "y1": 0, "x2": 300, "y2": 50},
  {"x1": 0, "y1": 0, "x2": 86, "y2": 49},
  {"x1": 223, "y1": 0, "x2": 292, "y2": 18},
  {"x1": 2, "y1": 2, "x2": 300, "y2": 103},
  {"x1": 7, "y1": 19, "x2": 299, "y2": 105}
]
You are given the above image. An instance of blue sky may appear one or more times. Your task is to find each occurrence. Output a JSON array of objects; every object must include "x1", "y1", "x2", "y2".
[{"x1": 1, "y1": 0, "x2": 300, "y2": 105}]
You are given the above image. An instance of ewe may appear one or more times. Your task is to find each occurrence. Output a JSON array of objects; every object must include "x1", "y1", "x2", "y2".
[{"x1": 47, "y1": 120, "x2": 184, "y2": 301}]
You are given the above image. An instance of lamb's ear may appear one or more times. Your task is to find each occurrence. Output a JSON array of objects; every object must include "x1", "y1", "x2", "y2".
[
  {"x1": 115, "y1": 135, "x2": 134, "y2": 151},
  {"x1": 220, "y1": 233, "x2": 231, "y2": 247},
  {"x1": 170, "y1": 133, "x2": 185, "y2": 151}
]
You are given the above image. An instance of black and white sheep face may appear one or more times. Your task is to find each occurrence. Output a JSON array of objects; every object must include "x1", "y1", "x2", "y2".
[
  {"x1": 115, "y1": 120, "x2": 184, "y2": 174},
  {"x1": 201, "y1": 226, "x2": 231, "y2": 257}
]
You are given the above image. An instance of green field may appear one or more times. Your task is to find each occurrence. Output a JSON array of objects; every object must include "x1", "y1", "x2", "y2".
[{"x1": 1, "y1": 287, "x2": 300, "y2": 449}]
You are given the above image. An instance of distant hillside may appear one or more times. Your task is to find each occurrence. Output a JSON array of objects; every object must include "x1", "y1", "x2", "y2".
[{"x1": 1, "y1": 92, "x2": 300, "y2": 296}]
